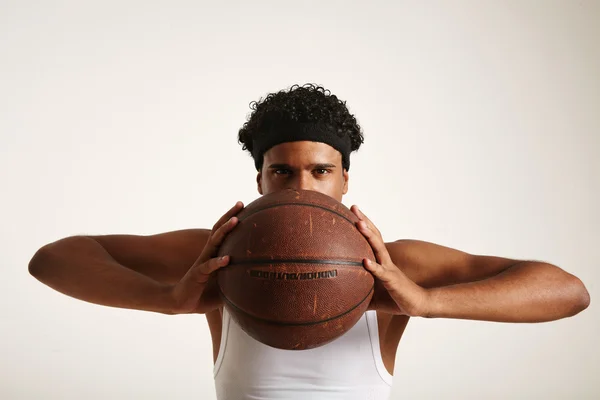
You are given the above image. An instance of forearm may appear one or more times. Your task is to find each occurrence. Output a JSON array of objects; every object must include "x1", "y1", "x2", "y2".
[
  {"x1": 29, "y1": 236, "x2": 173, "y2": 314},
  {"x1": 424, "y1": 262, "x2": 590, "y2": 322}
]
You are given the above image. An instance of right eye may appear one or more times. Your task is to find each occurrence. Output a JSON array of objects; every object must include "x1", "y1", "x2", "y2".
[{"x1": 274, "y1": 169, "x2": 291, "y2": 175}]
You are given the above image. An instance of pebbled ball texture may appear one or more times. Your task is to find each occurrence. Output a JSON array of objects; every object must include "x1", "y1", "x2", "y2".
[{"x1": 217, "y1": 189, "x2": 375, "y2": 350}]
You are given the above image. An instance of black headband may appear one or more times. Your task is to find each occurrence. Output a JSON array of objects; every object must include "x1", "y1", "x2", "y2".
[{"x1": 251, "y1": 122, "x2": 352, "y2": 171}]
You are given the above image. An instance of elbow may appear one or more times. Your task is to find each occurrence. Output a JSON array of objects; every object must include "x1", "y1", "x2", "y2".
[
  {"x1": 28, "y1": 239, "x2": 67, "y2": 280},
  {"x1": 28, "y1": 236, "x2": 78, "y2": 277},
  {"x1": 28, "y1": 246, "x2": 53, "y2": 279},
  {"x1": 576, "y1": 282, "x2": 591, "y2": 313},
  {"x1": 566, "y1": 276, "x2": 590, "y2": 317}
]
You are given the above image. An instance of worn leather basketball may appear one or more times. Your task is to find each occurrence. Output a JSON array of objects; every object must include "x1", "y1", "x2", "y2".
[{"x1": 217, "y1": 189, "x2": 375, "y2": 350}]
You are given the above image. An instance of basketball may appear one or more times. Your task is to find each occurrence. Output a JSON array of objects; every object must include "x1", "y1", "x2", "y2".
[{"x1": 217, "y1": 189, "x2": 375, "y2": 350}]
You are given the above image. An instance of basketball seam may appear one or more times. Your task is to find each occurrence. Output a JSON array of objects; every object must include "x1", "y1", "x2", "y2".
[
  {"x1": 226, "y1": 258, "x2": 364, "y2": 267},
  {"x1": 220, "y1": 285, "x2": 374, "y2": 327},
  {"x1": 238, "y1": 202, "x2": 356, "y2": 225}
]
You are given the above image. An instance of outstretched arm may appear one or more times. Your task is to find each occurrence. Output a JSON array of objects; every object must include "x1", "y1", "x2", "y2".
[
  {"x1": 352, "y1": 206, "x2": 590, "y2": 322},
  {"x1": 426, "y1": 261, "x2": 588, "y2": 322},
  {"x1": 29, "y1": 202, "x2": 244, "y2": 315},
  {"x1": 391, "y1": 240, "x2": 588, "y2": 322}
]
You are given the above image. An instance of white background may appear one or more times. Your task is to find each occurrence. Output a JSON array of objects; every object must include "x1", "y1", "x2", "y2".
[{"x1": 1, "y1": 1, "x2": 598, "y2": 398}]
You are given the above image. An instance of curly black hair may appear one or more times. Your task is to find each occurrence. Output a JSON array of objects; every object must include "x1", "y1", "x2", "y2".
[{"x1": 238, "y1": 84, "x2": 364, "y2": 169}]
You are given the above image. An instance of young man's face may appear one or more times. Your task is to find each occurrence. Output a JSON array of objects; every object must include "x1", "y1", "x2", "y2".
[{"x1": 257, "y1": 141, "x2": 349, "y2": 202}]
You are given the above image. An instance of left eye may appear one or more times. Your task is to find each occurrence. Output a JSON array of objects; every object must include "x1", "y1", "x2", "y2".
[{"x1": 314, "y1": 169, "x2": 329, "y2": 175}]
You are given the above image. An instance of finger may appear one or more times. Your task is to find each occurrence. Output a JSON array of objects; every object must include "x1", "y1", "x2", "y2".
[
  {"x1": 363, "y1": 258, "x2": 394, "y2": 284},
  {"x1": 186, "y1": 255, "x2": 230, "y2": 285},
  {"x1": 176, "y1": 255, "x2": 230, "y2": 305},
  {"x1": 351, "y1": 205, "x2": 381, "y2": 236},
  {"x1": 357, "y1": 220, "x2": 393, "y2": 266},
  {"x1": 201, "y1": 216, "x2": 239, "y2": 259},
  {"x1": 197, "y1": 255, "x2": 230, "y2": 278},
  {"x1": 212, "y1": 201, "x2": 244, "y2": 232}
]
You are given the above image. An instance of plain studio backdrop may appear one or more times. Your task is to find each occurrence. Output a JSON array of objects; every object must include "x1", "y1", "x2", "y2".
[{"x1": 1, "y1": 1, "x2": 598, "y2": 399}]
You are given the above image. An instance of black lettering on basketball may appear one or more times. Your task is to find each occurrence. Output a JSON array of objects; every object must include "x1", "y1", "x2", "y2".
[
  {"x1": 248, "y1": 269, "x2": 338, "y2": 280},
  {"x1": 249, "y1": 270, "x2": 260, "y2": 278}
]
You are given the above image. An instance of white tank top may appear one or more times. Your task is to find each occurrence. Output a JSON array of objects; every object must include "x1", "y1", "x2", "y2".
[{"x1": 213, "y1": 308, "x2": 393, "y2": 400}]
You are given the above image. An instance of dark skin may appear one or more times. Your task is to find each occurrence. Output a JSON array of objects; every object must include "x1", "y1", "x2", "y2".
[
  {"x1": 255, "y1": 141, "x2": 590, "y2": 372},
  {"x1": 29, "y1": 140, "x2": 590, "y2": 377}
]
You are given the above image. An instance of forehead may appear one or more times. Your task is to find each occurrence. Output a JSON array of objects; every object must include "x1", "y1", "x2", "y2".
[{"x1": 263, "y1": 141, "x2": 342, "y2": 165}]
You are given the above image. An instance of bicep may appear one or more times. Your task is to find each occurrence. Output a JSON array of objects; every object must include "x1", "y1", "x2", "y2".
[
  {"x1": 89, "y1": 228, "x2": 211, "y2": 285},
  {"x1": 388, "y1": 240, "x2": 519, "y2": 288}
]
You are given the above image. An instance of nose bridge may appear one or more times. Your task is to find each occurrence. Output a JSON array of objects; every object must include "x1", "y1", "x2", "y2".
[{"x1": 290, "y1": 170, "x2": 314, "y2": 191}]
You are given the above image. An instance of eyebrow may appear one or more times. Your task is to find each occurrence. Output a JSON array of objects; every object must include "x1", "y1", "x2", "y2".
[{"x1": 267, "y1": 163, "x2": 337, "y2": 169}]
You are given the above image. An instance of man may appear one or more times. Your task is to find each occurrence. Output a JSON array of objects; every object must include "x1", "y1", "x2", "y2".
[{"x1": 29, "y1": 84, "x2": 590, "y2": 399}]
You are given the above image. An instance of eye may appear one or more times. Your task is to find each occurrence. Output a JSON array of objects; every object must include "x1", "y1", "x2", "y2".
[
  {"x1": 274, "y1": 169, "x2": 291, "y2": 175},
  {"x1": 314, "y1": 168, "x2": 330, "y2": 175}
]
